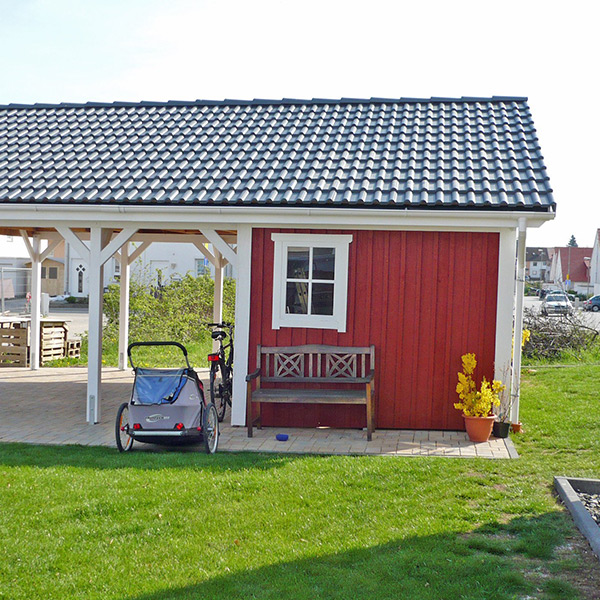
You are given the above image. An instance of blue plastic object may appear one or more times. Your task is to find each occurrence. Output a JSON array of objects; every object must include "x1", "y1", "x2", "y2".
[{"x1": 276, "y1": 434, "x2": 289, "y2": 442}]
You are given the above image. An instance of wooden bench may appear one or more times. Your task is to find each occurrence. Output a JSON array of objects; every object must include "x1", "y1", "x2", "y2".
[{"x1": 246, "y1": 344, "x2": 375, "y2": 440}]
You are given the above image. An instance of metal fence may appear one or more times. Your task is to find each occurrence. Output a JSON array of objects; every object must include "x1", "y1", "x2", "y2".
[{"x1": 0, "y1": 267, "x2": 32, "y2": 316}]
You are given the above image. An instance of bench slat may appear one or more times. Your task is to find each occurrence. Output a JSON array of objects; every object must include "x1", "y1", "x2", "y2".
[
  {"x1": 252, "y1": 389, "x2": 367, "y2": 404},
  {"x1": 262, "y1": 376, "x2": 372, "y2": 384}
]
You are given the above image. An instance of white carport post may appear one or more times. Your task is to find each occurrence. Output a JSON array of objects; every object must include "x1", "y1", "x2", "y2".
[
  {"x1": 19, "y1": 232, "x2": 61, "y2": 369},
  {"x1": 30, "y1": 237, "x2": 42, "y2": 370},
  {"x1": 212, "y1": 250, "x2": 224, "y2": 352},
  {"x1": 118, "y1": 243, "x2": 130, "y2": 371},
  {"x1": 117, "y1": 240, "x2": 151, "y2": 371},
  {"x1": 510, "y1": 218, "x2": 527, "y2": 424},
  {"x1": 87, "y1": 227, "x2": 111, "y2": 423},
  {"x1": 58, "y1": 225, "x2": 138, "y2": 422},
  {"x1": 231, "y1": 226, "x2": 252, "y2": 427},
  {"x1": 213, "y1": 250, "x2": 224, "y2": 324},
  {"x1": 494, "y1": 228, "x2": 517, "y2": 398},
  {"x1": 19, "y1": 232, "x2": 42, "y2": 370}
]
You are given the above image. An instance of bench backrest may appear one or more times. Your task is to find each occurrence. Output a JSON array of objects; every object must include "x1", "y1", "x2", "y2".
[{"x1": 257, "y1": 344, "x2": 375, "y2": 384}]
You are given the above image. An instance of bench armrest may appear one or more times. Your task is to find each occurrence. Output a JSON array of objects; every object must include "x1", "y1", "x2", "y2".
[
  {"x1": 365, "y1": 369, "x2": 375, "y2": 382},
  {"x1": 246, "y1": 368, "x2": 262, "y2": 382}
]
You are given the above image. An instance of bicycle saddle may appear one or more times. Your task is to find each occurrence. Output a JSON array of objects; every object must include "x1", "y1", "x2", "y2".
[{"x1": 211, "y1": 330, "x2": 228, "y2": 340}]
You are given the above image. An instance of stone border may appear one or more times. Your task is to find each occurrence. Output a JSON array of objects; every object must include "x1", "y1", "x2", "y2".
[
  {"x1": 554, "y1": 476, "x2": 600, "y2": 560},
  {"x1": 504, "y1": 436, "x2": 519, "y2": 459}
]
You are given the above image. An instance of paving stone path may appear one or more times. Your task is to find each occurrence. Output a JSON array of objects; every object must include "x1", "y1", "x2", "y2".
[{"x1": 0, "y1": 367, "x2": 516, "y2": 458}]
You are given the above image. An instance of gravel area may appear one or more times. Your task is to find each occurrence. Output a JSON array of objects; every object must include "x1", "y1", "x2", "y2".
[{"x1": 577, "y1": 492, "x2": 600, "y2": 526}]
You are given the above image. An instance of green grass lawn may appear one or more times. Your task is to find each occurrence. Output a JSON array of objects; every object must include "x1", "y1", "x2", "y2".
[{"x1": 1, "y1": 367, "x2": 599, "y2": 600}]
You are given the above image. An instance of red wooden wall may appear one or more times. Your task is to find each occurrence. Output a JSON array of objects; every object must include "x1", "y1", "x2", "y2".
[{"x1": 248, "y1": 228, "x2": 499, "y2": 431}]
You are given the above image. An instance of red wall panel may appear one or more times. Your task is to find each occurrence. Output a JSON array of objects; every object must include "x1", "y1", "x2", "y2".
[{"x1": 248, "y1": 229, "x2": 500, "y2": 431}]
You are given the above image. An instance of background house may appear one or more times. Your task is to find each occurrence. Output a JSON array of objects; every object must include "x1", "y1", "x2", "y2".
[
  {"x1": 525, "y1": 247, "x2": 551, "y2": 282},
  {"x1": 590, "y1": 229, "x2": 600, "y2": 295},
  {"x1": 129, "y1": 242, "x2": 234, "y2": 286},
  {"x1": 0, "y1": 235, "x2": 30, "y2": 303},
  {"x1": 550, "y1": 246, "x2": 593, "y2": 294},
  {"x1": 23, "y1": 257, "x2": 64, "y2": 296}
]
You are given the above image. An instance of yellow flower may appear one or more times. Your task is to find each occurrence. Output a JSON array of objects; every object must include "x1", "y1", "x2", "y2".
[
  {"x1": 454, "y1": 354, "x2": 505, "y2": 417},
  {"x1": 461, "y1": 353, "x2": 477, "y2": 375},
  {"x1": 522, "y1": 329, "x2": 531, "y2": 347}
]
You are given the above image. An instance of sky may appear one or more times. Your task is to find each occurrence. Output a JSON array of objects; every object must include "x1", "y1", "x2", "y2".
[{"x1": 0, "y1": 0, "x2": 598, "y2": 248}]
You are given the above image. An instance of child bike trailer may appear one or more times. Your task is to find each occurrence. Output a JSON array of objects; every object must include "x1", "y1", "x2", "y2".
[{"x1": 116, "y1": 341, "x2": 219, "y2": 454}]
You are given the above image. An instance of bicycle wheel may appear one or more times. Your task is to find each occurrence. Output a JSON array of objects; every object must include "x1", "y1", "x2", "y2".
[
  {"x1": 210, "y1": 364, "x2": 227, "y2": 422},
  {"x1": 115, "y1": 403, "x2": 134, "y2": 452},
  {"x1": 202, "y1": 403, "x2": 219, "y2": 454}
]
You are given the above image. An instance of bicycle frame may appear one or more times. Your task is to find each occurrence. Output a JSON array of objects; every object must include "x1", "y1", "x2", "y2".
[
  {"x1": 206, "y1": 322, "x2": 234, "y2": 421},
  {"x1": 215, "y1": 336, "x2": 233, "y2": 379}
]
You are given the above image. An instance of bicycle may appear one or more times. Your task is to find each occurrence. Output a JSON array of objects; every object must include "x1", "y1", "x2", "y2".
[{"x1": 205, "y1": 321, "x2": 234, "y2": 422}]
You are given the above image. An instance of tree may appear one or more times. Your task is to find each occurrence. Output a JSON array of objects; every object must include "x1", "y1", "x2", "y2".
[{"x1": 567, "y1": 235, "x2": 578, "y2": 247}]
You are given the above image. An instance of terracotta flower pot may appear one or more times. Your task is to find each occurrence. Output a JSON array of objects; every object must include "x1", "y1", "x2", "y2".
[{"x1": 463, "y1": 415, "x2": 495, "y2": 442}]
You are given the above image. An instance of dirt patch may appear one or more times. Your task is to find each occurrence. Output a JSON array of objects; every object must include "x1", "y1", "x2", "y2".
[{"x1": 554, "y1": 534, "x2": 600, "y2": 600}]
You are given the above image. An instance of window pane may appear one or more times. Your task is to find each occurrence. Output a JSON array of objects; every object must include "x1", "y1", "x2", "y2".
[
  {"x1": 287, "y1": 247, "x2": 309, "y2": 279},
  {"x1": 49, "y1": 267, "x2": 58, "y2": 279},
  {"x1": 41, "y1": 267, "x2": 46, "y2": 279},
  {"x1": 312, "y1": 247, "x2": 335, "y2": 280},
  {"x1": 312, "y1": 283, "x2": 334, "y2": 315},
  {"x1": 286, "y1": 282, "x2": 308, "y2": 314}
]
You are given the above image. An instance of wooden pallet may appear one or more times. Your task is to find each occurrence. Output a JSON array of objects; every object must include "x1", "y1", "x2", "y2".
[
  {"x1": 40, "y1": 322, "x2": 68, "y2": 365},
  {"x1": 0, "y1": 325, "x2": 28, "y2": 367}
]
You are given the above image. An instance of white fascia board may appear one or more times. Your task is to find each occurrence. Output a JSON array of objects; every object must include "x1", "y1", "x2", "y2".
[{"x1": 1, "y1": 205, "x2": 555, "y2": 233}]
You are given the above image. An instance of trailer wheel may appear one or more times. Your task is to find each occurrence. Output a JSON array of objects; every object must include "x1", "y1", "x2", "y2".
[
  {"x1": 202, "y1": 403, "x2": 219, "y2": 454},
  {"x1": 116, "y1": 403, "x2": 134, "y2": 452}
]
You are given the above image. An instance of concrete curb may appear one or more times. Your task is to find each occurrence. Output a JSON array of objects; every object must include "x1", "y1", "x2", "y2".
[
  {"x1": 554, "y1": 476, "x2": 600, "y2": 561},
  {"x1": 504, "y1": 436, "x2": 519, "y2": 459}
]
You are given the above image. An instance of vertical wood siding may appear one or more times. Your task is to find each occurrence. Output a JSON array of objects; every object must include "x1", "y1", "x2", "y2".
[{"x1": 249, "y1": 228, "x2": 500, "y2": 430}]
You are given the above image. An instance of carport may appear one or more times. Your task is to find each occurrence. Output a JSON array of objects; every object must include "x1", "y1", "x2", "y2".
[{"x1": 1, "y1": 220, "x2": 250, "y2": 425}]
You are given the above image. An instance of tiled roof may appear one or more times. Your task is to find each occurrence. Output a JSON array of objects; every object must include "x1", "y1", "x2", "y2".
[
  {"x1": 0, "y1": 97, "x2": 555, "y2": 210},
  {"x1": 526, "y1": 247, "x2": 550, "y2": 262}
]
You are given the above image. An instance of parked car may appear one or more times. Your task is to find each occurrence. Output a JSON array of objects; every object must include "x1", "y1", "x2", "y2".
[
  {"x1": 541, "y1": 293, "x2": 573, "y2": 316},
  {"x1": 583, "y1": 295, "x2": 600, "y2": 312},
  {"x1": 539, "y1": 289, "x2": 562, "y2": 299}
]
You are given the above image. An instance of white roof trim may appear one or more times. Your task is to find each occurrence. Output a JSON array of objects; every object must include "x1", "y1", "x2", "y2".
[{"x1": 2, "y1": 205, "x2": 555, "y2": 232}]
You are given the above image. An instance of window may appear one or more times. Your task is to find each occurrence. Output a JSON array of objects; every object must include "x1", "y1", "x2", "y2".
[
  {"x1": 76, "y1": 264, "x2": 85, "y2": 294},
  {"x1": 195, "y1": 258, "x2": 209, "y2": 276},
  {"x1": 48, "y1": 267, "x2": 58, "y2": 280},
  {"x1": 41, "y1": 267, "x2": 47, "y2": 279},
  {"x1": 271, "y1": 233, "x2": 352, "y2": 331},
  {"x1": 114, "y1": 258, "x2": 120, "y2": 275}
]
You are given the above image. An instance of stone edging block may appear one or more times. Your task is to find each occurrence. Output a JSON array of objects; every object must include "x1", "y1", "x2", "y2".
[{"x1": 554, "y1": 476, "x2": 600, "y2": 560}]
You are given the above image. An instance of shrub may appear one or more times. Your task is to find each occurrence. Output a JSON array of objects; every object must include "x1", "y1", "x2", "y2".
[{"x1": 103, "y1": 273, "x2": 236, "y2": 346}]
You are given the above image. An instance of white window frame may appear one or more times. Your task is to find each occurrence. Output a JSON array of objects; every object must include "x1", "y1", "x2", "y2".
[{"x1": 271, "y1": 233, "x2": 352, "y2": 332}]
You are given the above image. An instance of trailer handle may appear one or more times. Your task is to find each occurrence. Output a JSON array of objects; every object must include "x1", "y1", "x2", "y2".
[{"x1": 127, "y1": 341, "x2": 191, "y2": 369}]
